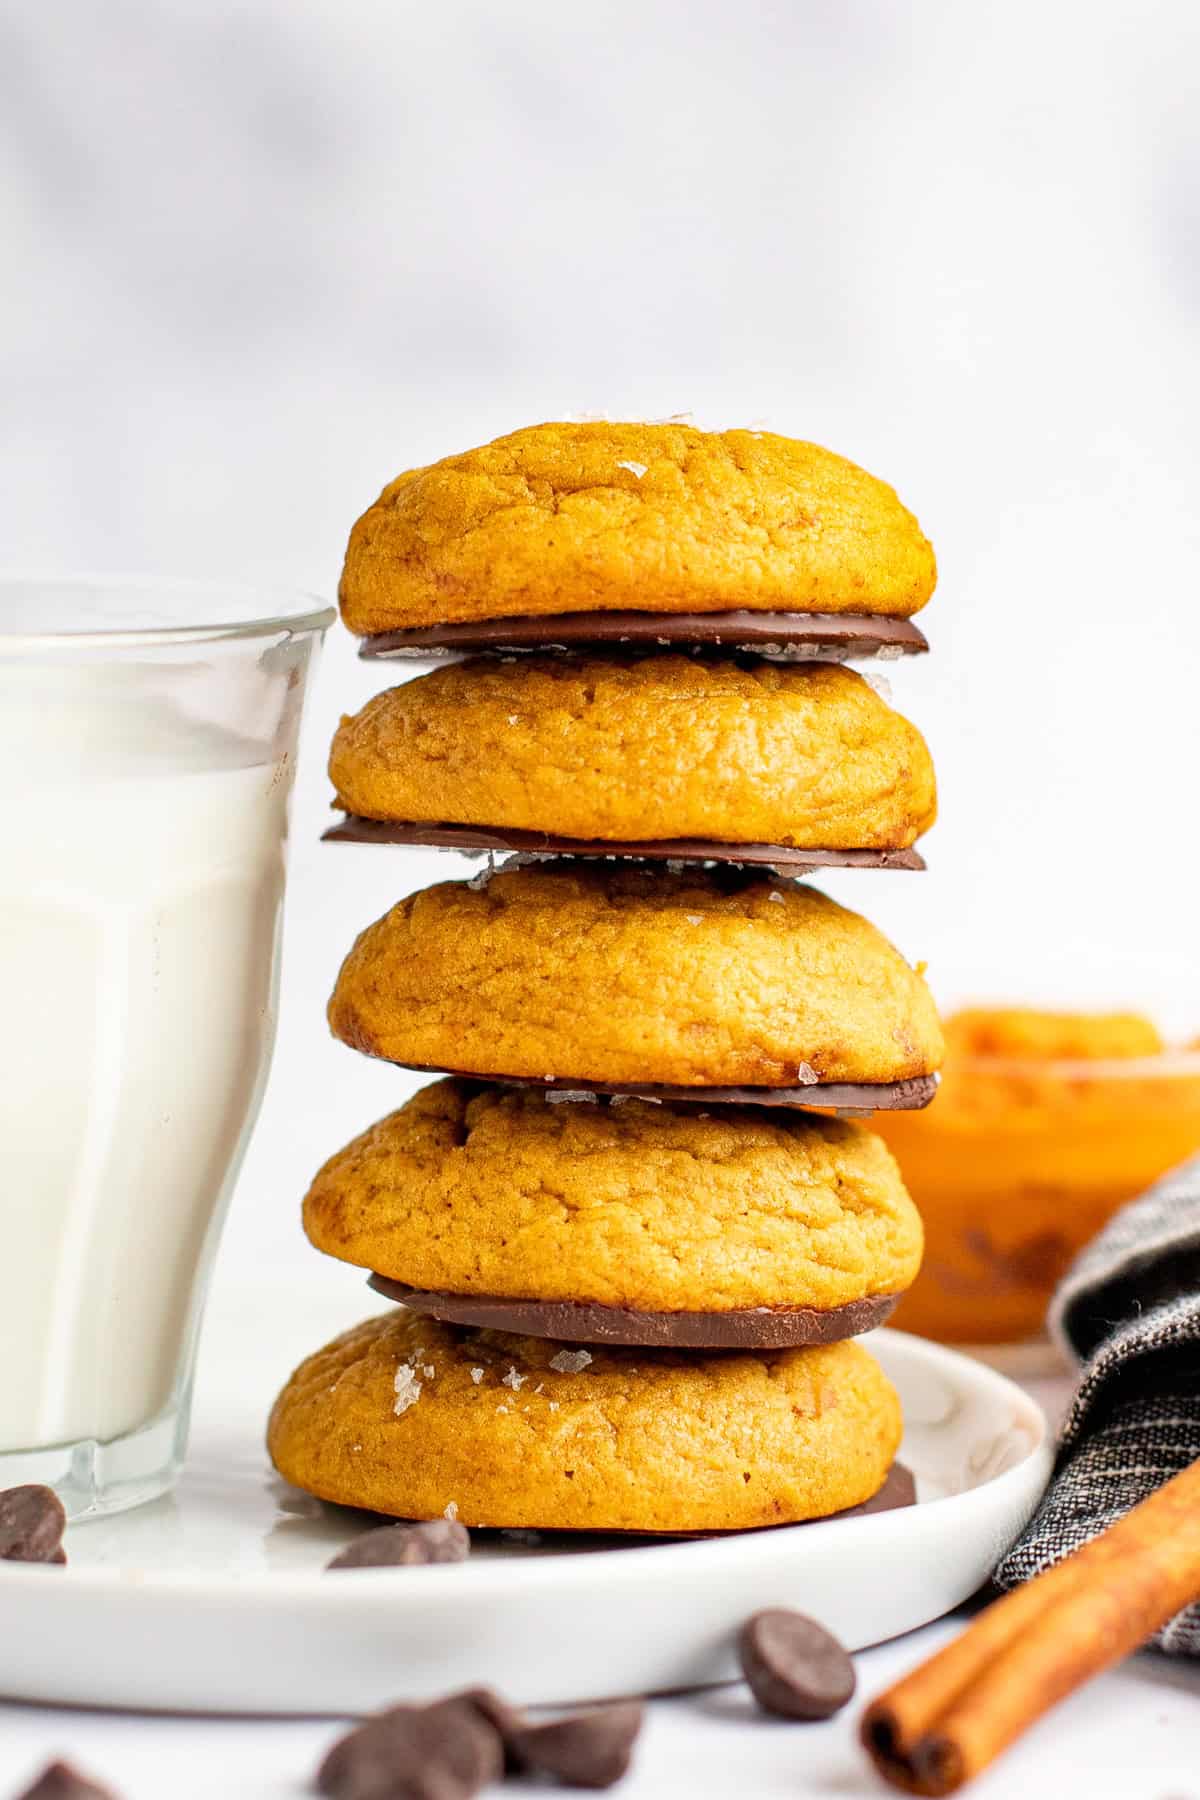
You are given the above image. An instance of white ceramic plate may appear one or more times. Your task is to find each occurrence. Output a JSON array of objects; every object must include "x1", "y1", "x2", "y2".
[{"x1": 0, "y1": 1328, "x2": 1049, "y2": 1716}]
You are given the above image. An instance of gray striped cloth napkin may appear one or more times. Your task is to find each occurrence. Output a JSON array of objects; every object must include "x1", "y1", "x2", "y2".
[{"x1": 992, "y1": 1153, "x2": 1200, "y2": 1654}]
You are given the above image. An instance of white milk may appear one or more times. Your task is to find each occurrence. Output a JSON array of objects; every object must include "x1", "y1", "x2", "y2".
[{"x1": 0, "y1": 665, "x2": 290, "y2": 1449}]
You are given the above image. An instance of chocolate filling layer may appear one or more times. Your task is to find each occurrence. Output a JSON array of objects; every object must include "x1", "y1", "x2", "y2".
[
  {"x1": 324, "y1": 816, "x2": 925, "y2": 873},
  {"x1": 394, "y1": 1065, "x2": 939, "y2": 1116},
  {"x1": 368, "y1": 1276, "x2": 901, "y2": 1347},
  {"x1": 358, "y1": 609, "x2": 929, "y2": 662}
]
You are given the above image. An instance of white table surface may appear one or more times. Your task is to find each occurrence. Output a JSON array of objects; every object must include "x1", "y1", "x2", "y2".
[{"x1": 2, "y1": 1621, "x2": 1197, "y2": 1799}]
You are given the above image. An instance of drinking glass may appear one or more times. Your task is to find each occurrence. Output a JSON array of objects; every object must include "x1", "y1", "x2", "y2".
[{"x1": 0, "y1": 578, "x2": 333, "y2": 1516}]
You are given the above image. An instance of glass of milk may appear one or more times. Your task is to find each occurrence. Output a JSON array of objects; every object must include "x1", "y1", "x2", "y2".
[{"x1": 0, "y1": 578, "x2": 333, "y2": 1516}]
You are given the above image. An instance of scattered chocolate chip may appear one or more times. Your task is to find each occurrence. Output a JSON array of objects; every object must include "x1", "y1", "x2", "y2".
[
  {"x1": 457, "y1": 1688, "x2": 527, "y2": 1772},
  {"x1": 0, "y1": 1485, "x2": 67, "y2": 1565},
  {"x1": 317, "y1": 1694, "x2": 504, "y2": 1800},
  {"x1": 326, "y1": 1519, "x2": 470, "y2": 1570},
  {"x1": 507, "y1": 1701, "x2": 644, "y2": 1789},
  {"x1": 14, "y1": 1760, "x2": 119, "y2": 1799},
  {"x1": 738, "y1": 1609, "x2": 856, "y2": 1720}
]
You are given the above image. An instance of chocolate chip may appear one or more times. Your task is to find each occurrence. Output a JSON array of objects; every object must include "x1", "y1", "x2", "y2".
[
  {"x1": 316, "y1": 1695, "x2": 504, "y2": 1800},
  {"x1": 507, "y1": 1701, "x2": 644, "y2": 1789},
  {"x1": 15, "y1": 1760, "x2": 119, "y2": 1799},
  {"x1": 326, "y1": 1519, "x2": 470, "y2": 1570},
  {"x1": 738, "y1": 1609, "x2": 856, "y2": 1720},
  {"x1": 456, "y1": 1689, "x2": 527, "y2": 1771},
  {"x1": 0, "y1": 1485, "x2": 67, "y2": 1564}
]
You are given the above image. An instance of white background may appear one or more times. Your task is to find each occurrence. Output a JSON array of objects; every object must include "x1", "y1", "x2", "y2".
[
  {"x1": 8, "y1": 0, "x2": 1199, "y2": 1302},
  {"x1": 3, "y1": 2, "x2": 1200, "y2": 1792}
]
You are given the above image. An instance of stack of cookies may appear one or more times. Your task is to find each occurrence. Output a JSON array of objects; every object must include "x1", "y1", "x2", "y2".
[{"x1": 269, "y1": 421, "x2": 943, "y2": 1536}]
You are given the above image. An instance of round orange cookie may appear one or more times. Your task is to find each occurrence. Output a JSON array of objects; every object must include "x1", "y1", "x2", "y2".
[
  {"x1": 303, "y1": 1080, "x2": 923, "y2": 1317},
  {"x1": 329, "y1": 657, "x2": 937, "y2": 850},
  {"x1": 266, "y1": 1310, "x2": 902, "y2": 1531},
  {"x1": 339, "y1": 421, "x2": 936, "y2": 635},
  {"x1": 327, "y1": 862, "x2": 944, "y2": 1089}
]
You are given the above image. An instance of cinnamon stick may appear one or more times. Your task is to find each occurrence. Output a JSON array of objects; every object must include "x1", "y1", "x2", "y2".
[{"x1": 861, "y1": 1457, "x2": 1200, "y2": 1794}]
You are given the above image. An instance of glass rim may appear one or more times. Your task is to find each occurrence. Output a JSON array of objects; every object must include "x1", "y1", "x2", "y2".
[{"x1": 0, "y1": 573, "x2": 336, "y2": 652}]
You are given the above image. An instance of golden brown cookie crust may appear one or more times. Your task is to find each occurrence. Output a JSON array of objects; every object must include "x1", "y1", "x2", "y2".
[
  {"x1": 329, "y1": 658, "x2": 938, "y2": 850},
  {"x1": 327, "y1": 863, "x2": 944, "y2": 1089},
  {"x1": 266, "y1": 1310, "x2": 902, "y2": 1531},
  {"x1": 339, "y1": 422, "x2": 937, "y2": 635},
  {"x1": 303, "y1": 1080, "x2": 923, "y2": 1313}
]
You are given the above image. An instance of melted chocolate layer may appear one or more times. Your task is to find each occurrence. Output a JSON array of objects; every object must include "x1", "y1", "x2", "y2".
[
  {"x1": 324, "y1": 815, "x2": 925, "y2": 873},
  {"x1": 358, "y1": 609, "x2": 929, "y2": 662},
  {"x1": 368, "y1": 1275, "x2": 902, "y2": 1348},
  {"x1": 394, "y1": 1065, "x2": 939, "y2": 1117}
]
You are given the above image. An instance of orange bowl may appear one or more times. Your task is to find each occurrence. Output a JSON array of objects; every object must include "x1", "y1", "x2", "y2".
[{"x1": 875, "y1": 1022, "x2": 1200, "y2": 1344}]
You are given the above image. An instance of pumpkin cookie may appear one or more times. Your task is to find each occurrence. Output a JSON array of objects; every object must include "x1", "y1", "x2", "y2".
[
  {"x1": 327, "y1": 862, "x2": 944, "y2": 1090},
  {"x1": 339, "y1": 421, "x2": 936, "y2": 636},
  {"x1": 266, "y1": 1310, "x2": 902, "y2": 1531},
  {"x1": 329, "y1": 658, "x2": 937, "y2": 851},
  {"x1": 303, "y1": 1081, "x2": 922, "y2": 1340}
]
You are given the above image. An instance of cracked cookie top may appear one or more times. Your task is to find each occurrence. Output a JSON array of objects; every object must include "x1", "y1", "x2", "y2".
[
  {"x1": 329, "y1": 656, "x2": 937, "y2": 851},
  {"x1": 267, "y1": 1308, "x2": 902, "y2": 1531},
  {"x1": 338, "y1": 421, "x2": 937, "y2": 635},
  {"x1": 302, "y1": 1078, "x2": 922, "y2": 1315},
  {"x1": 326, "y1": 861, "x2": 944, "y2": 1089}
]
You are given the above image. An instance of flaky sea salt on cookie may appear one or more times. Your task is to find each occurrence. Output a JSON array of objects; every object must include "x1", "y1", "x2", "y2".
[{"x1": 266, "y1": 1310, "x2": 903, "y2": 1532}]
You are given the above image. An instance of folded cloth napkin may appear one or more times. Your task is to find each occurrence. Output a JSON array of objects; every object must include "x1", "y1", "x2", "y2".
[{"x1": 993, "y1": 1153, "x2": 1200, "y2": 1654}]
